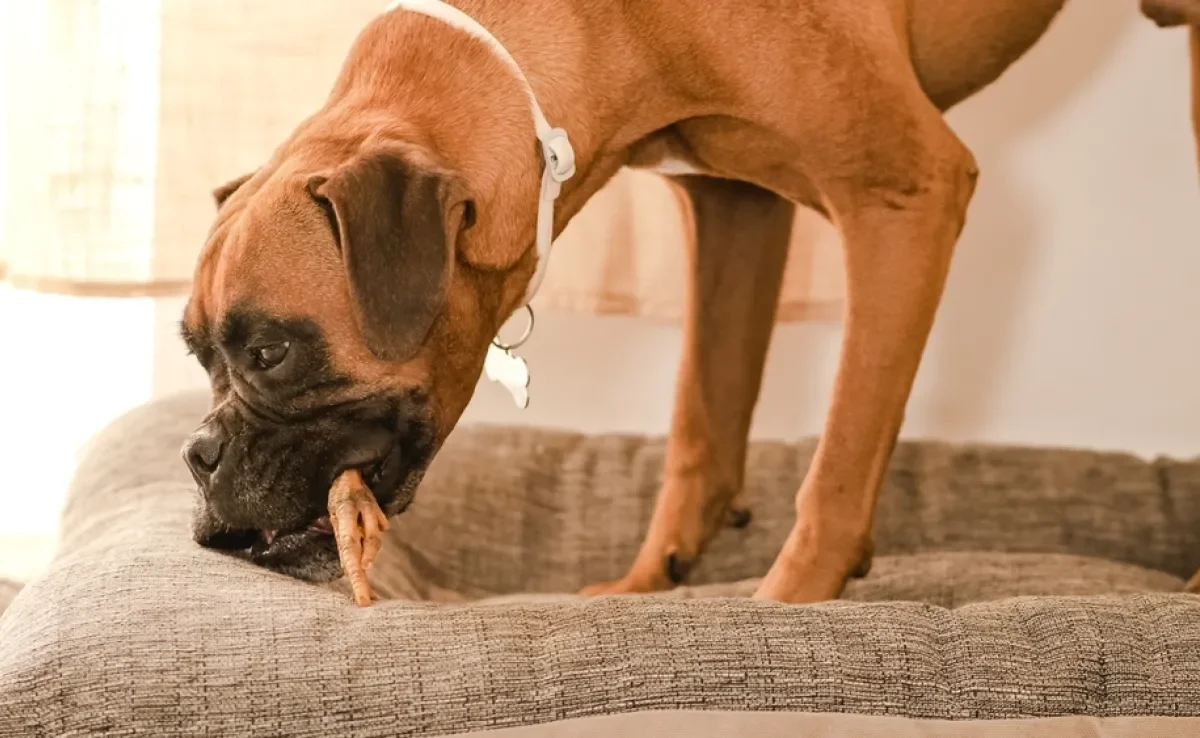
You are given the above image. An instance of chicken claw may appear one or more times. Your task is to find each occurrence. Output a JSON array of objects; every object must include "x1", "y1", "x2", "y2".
[{"x1": 329, "y1": 469, "x2": 390, "y2": 607}]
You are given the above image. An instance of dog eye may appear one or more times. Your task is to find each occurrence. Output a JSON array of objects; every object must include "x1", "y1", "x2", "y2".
[{"x1": 251, "y1": 342, "x2": 290, "y2": 370}]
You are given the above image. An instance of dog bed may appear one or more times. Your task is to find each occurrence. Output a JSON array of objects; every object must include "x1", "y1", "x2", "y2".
[{"x1": 3, "y1": 391, "x2": 1200, "y2": 736}]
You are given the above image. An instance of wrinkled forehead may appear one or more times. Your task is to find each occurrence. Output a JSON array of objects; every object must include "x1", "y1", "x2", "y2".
[
  {"x1": 181, "y1": 173, "x2": 438, "y2": 390},
  {"x1": 183, "y1": 182, "x2": 359, "y2": 355}
]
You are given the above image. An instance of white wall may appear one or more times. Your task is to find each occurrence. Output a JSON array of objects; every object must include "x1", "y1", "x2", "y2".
[
  {"x1": 0, "y1": 287, "x2": 154, "y2": 575},
  {"x1": 154, "y1": 1, "x2": 1200, "y2": 460}
]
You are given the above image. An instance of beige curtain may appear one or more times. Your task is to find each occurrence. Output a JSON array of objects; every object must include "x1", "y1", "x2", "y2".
[{"x1": 0, "y1": 0, "x2": 844, "y2": 320}]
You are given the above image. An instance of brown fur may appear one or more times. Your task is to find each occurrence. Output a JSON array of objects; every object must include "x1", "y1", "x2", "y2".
[
  {"x1": 185, "y1": 0, "x2": 1199, "y2": 602},
  {"x1": 1142, "y1": 0, "x2": 1200, "y2": 26}
]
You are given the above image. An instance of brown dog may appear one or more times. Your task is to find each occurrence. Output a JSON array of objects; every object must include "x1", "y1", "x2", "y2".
[{"x1": 181, "y1": 0, "x2": 1200, "y2": 599}]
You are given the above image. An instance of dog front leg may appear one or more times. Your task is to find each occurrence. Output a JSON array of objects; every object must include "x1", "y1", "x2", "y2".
[{"x1": 581, "y1": 176, "x2": 794, "y2": 595}]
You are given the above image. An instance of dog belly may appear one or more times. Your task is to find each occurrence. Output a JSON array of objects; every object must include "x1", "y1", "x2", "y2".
[
  {"x1": 624, "y1": 119, "x2": 824, "y2": 211},
  {"x1": 645, "y1": 156, "x2": 705, "y2": 176}
]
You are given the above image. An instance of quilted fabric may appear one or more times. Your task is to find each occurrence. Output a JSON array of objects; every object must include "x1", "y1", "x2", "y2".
[{"x1": 2, "y1": 391, "x2": 1200, "y2": 736}]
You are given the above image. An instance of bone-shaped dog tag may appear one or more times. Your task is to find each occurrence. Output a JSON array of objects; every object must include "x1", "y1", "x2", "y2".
[{"x1": 485, "y1": 343, "x2": 530, "y2": 409}]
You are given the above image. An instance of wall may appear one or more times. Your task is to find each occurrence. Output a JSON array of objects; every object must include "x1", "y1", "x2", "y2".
[
  {"x1": 149, "y1": 2, "x2": 1200, "y2": 462},
  {"x1": 0, "y1": 287, "x2": 155, "y2": 576}
]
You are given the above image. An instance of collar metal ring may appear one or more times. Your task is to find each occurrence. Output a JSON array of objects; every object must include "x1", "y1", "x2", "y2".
[{"x1": 491, "y1": 304, "x2": 535, "y2": 351}]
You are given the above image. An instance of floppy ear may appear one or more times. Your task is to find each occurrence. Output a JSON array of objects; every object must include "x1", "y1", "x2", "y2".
[
  {"x1": 311, "y1": 151, "x2": 467, "y2": 362},
  {"x1": 212, "y1": 172, "x2": 256, "y2": 209}
]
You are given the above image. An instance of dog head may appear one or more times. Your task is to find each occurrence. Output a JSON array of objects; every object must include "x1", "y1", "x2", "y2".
[{"x1": 181, "y1": 133, "x2": 539, "y2": 582}]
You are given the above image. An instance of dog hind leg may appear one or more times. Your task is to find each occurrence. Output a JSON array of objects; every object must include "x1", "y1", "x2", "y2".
[{"x1": 744, "y1": 17, "x2": 979, "y2": 603}]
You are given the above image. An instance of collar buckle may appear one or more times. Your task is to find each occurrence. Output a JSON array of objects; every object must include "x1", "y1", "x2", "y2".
[{"x1": 540, "y1": 128, "x2": 576, "y2": 183}]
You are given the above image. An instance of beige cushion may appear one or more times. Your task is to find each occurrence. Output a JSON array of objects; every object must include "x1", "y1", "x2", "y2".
[{"x1": 2, "y1": 391, "x2": 1200, "y2": 735}]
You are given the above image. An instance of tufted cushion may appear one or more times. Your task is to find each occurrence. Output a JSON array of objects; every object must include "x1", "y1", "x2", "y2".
[{"x1": 2, "y1": 391, "x2": 1200, "y2": 736}]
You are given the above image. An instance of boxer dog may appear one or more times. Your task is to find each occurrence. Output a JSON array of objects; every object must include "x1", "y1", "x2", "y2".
[{"x1": 181, "y1": 0, "x2": 1200, "y2": 600}]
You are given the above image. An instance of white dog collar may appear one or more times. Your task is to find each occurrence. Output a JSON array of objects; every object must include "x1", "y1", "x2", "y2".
[
  {"x1": 385, "y1": 0, "x2": 575, "y2": 408},
  {"x1": 385, "y1": 0, "x2": 575, "y2": 307}
]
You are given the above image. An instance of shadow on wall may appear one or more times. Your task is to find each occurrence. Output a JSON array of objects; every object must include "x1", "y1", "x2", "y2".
[{"x1": 921, "y1": 1, "x2": 1134, "y2": 438}]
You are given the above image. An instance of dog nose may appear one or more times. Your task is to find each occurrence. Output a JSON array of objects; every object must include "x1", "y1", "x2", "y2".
[{"x1": 183, "y1": 423, "x2": 227, "y2": 483}]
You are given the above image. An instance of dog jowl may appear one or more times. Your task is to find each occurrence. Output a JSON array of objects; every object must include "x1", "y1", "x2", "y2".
[{"x1": 181, "y1": 303, "x2": 437, "y2": 582}]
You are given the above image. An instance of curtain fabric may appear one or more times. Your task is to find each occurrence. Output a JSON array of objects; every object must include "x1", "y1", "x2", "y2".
[{"x1": 0, "y1": 0, "x2": 844, "y2": 321}]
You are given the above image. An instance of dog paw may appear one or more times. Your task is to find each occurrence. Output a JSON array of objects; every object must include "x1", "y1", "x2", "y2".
[
  {"x1": 750, "y1": 525, "x2": 871, "y2": 603},
  {"x1": 580, "y1": 550, "x2": 698, "y2": 596},
  {"x1": 752, "y1": 573, "x2": 847, "y2": 604},
  {"x1": 579, "y1": 577, "x2": 649, "y2": 597},
  {"x1": 579, "y1": 572, "x2": 669, "y2": 597}
]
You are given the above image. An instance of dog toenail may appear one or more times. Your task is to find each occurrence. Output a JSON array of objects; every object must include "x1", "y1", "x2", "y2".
[
  {"x1": 665, "y1": 552, "x2": 692, "y2": 585},
  {"x1": 728, "y1": 508, "x2": 752, "y2": 528}
]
